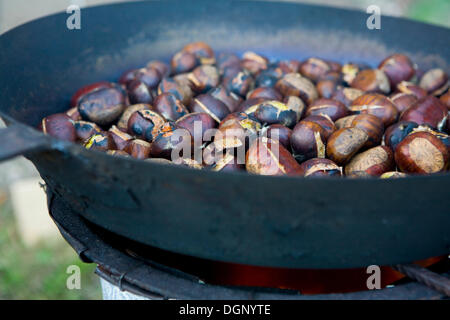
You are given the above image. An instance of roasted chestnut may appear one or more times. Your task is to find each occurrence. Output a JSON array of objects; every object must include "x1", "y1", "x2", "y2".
[
  {"x1": 345, "y1": 146, "x2": 395, "y2": 177},
  {"x1": 171, "y1": 51, "x2": 198, "y2": 74},
  {"x1": 127, "y1": 79, "x2": 153, "y2": 105},
  {"x1": 396, "y1": 81, "x2": 427, "y2": 99},
  {"x1": 255, "y1": 67, "x2": 284, "y2": 88},
  {"x1": 124, "y1": 139, "x2": 151, "y2": 160},
  {"x1": 208, "y1": 86, "x2": 242, "y2": 113},
  {"x1": 66, "y1": 107, "x2": 82, "y2": 121},
  {"x1": 41, "y1": 113, "x2": 76, "y2": 142},
  {"x1": 335, "y1": 114, "x2": 384, "y2": 148},
  {"x1": 133, "y1": 67, "x2": 162, "y2": 89},
  {"x1": 74, "y1": 120, "x2": 102, "y2": 142},
  {"x1": 389, "y1": 92, "x2": 418, "y2": 113},
  {"x1": 351, "y1": 69, "x2": 390, "y2": 94},
  {"x1": 217, "y1": 52, "x2": 241, "y2": 73},
  {"x1": 78, "y1": 85, "x2": 127, "y2": 127},
  {"x1": 316, "y1": 79, "x2": 338, "y2": 99},
  {"x1": 189, "y1": 94, "x2": 230, "y2": 123},
  {"x1": 182, "y1": 41, "x2": 215, "y2": 65},
  {"x1": 395, "y1": 131, "x2": 449, "y2": 174},
  {"x1": 299, "y1": 158, "x2": 342, "y2": 177},
  {"x1": 263, "y1": 124, "x2": 292, "y2": 150},
  {"x1": 331, "y1": 86, "x2": 364, "y2": 107},
  {"x1": 241, "y1": 51, "x2": 269, "y2": 75},
  {"x1": 147, "y1": 60, "x2": 171, "y2": 78},
  {"x1": 384, "y1": 121, "x2": 418, "y2": 151},
  {"x1": 108, "y1": 125, "x2": 133, "y2": 151},
  {"x1": 188, "y1": 65, "x2": 220, "y2": 93},
  {"x1": 341, "y1": 63, "x2": 360, "y2": 86},
  {"x1": 299, "y1": 57, "x2": 331, "y2": 82},
  {"x1": 84, "y1": 132, "x2": 116, "y2": 152},
  {"x1": 349, "y1": 93, "x2": 398, "y2": 126},
  {"x1": 302, "y1": 114, "x2": 336, "y2": 139},
  {"x1": 225, "y1": 70, "x2": 255, "y2": 97},
  {"x1": 127, "y1": 109, "x2": 165, "y2": 142},
  {"x1": 70, "y1": 81, "x2": 115, "y2": 108},
  {"x1": 247, "y1": 87, "x2": 282, "y2": 101},
  {"x1": 326, "y1": 127, "x2": 368, "y2": 165},
  {"x1": 305, "y1": 98, "x2": 348, "y2": 121},
  {"x1": 153, "y1": 92, "x2": 189, "y2": 121},
  {"x1": 246, "y1": 137, "x2": 302, "y2": 176},
  {"x1": 378, "y1": 54, "x2": 415, "y2": 87},
  {"x1": 290, "y1": 120, "x2": 327, "y2": 162},
  {"x1": 252, "y1": 100, "x2": 299, "y2": 128},
  {"x1": 419, "y1": 68, "x2": 449, "y2": 96},
  {"x1": 176, "y1": 112, "x2": 217, "y2": 144},
  {"x1": 117, "y1": 104, "x2": 151, "y2": 132},
  {"x1": 399, "y1": 95, "x2": 447, "y2": 130},
  {"x1": 209, "y1": 151, "x2": 244, "y2": 172},
  {"x1": 150, "y1": 122, "x2": 192, "y2": 160},
  {"x1": 158, "y1": 77, "x2": 191, "y2": 105},
  {"x1": 276, "y1": 60, "x2": 301, "y2": 74},
  {"x1": 439, "y1": 91, "x2": 450, "y2": 109},
  {"x1": 275, "y1": 73, "x2": 318, "y2": 105}
]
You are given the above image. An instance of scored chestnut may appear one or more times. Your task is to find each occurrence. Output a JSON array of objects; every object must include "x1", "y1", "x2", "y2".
[
  {"x1": 171, "y1": 50, "x2": 198, "y2": 74},
  {"x1": 241, "y1": 51, "x2": 269, "y2": 75},
  {"x1": 124, "y1": 139, "x2": 152, "y2": 160},
  {"x1": 299, "y1": 158, "x2": 342, "y2": 177},
  {"x1": 302, "y1": 114, "x2": 336, "y2": 140},
  {"x1": 133, "y1": 67, "x2": 162, "y2": 89},
  {"x1": 158, "y1": 77, "x2": 192, "y2": 106},
  {"x1": 275, "y1": 73, "x2": 318, "y2": 105},
  {"x1": 351, "y1": 69, "x2": 391, "y2": 94},
  {"x1": 153, "y1": 92, "x2": 189, "y2": 121},
  {"x1": 108, "y1": 125, "x2": 133, "y2": 151},
  {"x1": 84, "y1": 132, "x2": 116, "y2": 152},
  {"x1": 331, "y1": 86, "x2": 364, "y2": 107},
  {"x1": 395, "y1": 131, "x2": 449, "y2": 174},
  {"x1": 378, "y1": 54, "x2": 415, "y2": 87},
  {"x1": 299, "y1": 57, "x2": 331, "y2": 82},
  {"x1": 225, "y1": 70, "x2": 255, "y2": 98},
  {"x1": 208, "y1": 86, "x2": 242, "y2": 113},
  {"x1": 345, "y1": 146, "x2": 395, "y2": 177},
  {"x1": 335, "y1": 114, "x2": 384, "y2": 148},
  {"x1": 209, "y1": 151, "x2": 244, "y2": 172},
  {"x1": 189, "y1": 94, "x2": 230, "y2": 124},
  {"x1": 150, "y1": 122, "x2": 192, "y2": 160},
  {"x1": 326, "y1": 127, "x2": 368, "y2": 165},
  {"x1": 117, "y1": 104, "x2": 150, "y2": 132},
  {"x1": 127, "y1": 109, "x2": 165, "y2": 142},
  {"x1": 252, "y1": 100, "x2": 299, "y2": 128},
  {"x1": 349, "y1": 93, "x2": 399, "y2": 127},
  {"x1": 419, "y1": 68, "x2": 449, "y2": 96},
  {"x1": 305, "y1": 98, "x2": 348, "y2": 121},
  {"x1": 290, "y1": 119, "x2": 328, "y2": 163},
  {"x1": 246, "y1": 137, "x2": 302, "y2": 176},
  {"x1": 188, "y1": 65, "x2": 220, "y2": 93},
  {"x1": 247, "y1": 87, "x2": 282, "y2": 101},
  {"x1": 182, "y1": 41, "x2": 215, "y2": 65},
  {"x1": 176, "y1": 112, "x2": 217, "y2": 144},
  {"x1": 70, "y1": 81, "x2": 115, "y2": 108},
  {"x1": 74, "y1": 120, "x2": 102, "y2": 142},
  {"x1": 263, "y1": 124, "x2": 292, "y2": 151},
  {"x1": 41, "y1": 113, "x2": 76, "y2": 142},
  {"x1": 389, "y1": 93, "x2": 418, "y2": 113}
]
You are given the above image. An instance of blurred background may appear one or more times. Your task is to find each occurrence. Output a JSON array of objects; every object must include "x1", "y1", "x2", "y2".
[{"x1": 0, "y1": 0, "x2": 448, "y2": 300}]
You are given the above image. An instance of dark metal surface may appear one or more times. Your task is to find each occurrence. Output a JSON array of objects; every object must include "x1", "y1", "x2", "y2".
[
  {"x1": 0, "y1": 0, "x2": 449, "y2": 268},
  {"x1": 48, "y1": 190, "x2": 449, "y2": 300}
]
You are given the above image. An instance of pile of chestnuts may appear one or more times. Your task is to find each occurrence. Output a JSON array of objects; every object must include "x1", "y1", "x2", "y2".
[{"x1": 40, "y1": 42, "x2": 450, "y2": 178}]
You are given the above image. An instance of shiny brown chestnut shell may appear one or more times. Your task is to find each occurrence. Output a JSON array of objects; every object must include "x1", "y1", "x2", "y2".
[
  {"x1": 188, "y1": 65, "x2": 220, "y2": 93},
  {"x1": 335, "y1": 114, "x2": 384, "y2": 148},
  {"x1": 389, "y1": 93, "x2": 418, "y2": 113},
  {"x1": 299, "y1": 57, "x2": 331, "y2": 82},
  {"x1": 73, "y1": 120, "x2": 102, "y2": 142},
  {"x1": 124, "y1": 139, "x2": 151, "y2": 160},
  {"x1": 41, "y1": 113, "x2": 76, "y2": 142},
  {"x1": 246, "y1": 137, "x2": 302, "y2": 176},
  {"x1": 305, "y1": 98, "x2": 348, "y2": 121},
  {"x1": 275, "y1": 73, "x2": 318, "y2": 105},
  {"x1": 214, "y1": 112, "x2": 261, "y2": 151},
  {"x1": 127, "y1": 109, "x2": 165, "y2": 142},
  {"x1": 399, "y1": 95, "x2": 448, "y2": 130},
  {"x1": 84, "y1": 132, "x2": 116, "y2": 152},
  {"x1": 225, "y1": 70, "x2": 255, "y2": 98},
  {"x1": 378, "y1": 54, "x2": 415, "y2": 87},
  {"x1": 217, "y1": 53, "x2": 241, "y2": 73},
  {"x1": 189, "y1": 94, "x2": 230, "y2": 124},
  {"x1": 419, "y1": 68, "x2": 449, "y2": 96},
  {"x1": 290, "y1": 120, "x2": 327, "y2": 163},
  {"x1": 247, "y1": 87, "x2": 282, "y2": 101},
  {"x1": 158, "y1": 77, "x2": 191, "y2": 106},
  {"x1": 326, "y1": 127, "x2": 369, "y2": 165},
  {"x1": 302, "y1": 114, "x2": 335, "y2": 140},
  {"x1": 240, "y1": 51, "x2": 269, "y2": 75},
  {"x1": 147, "y1": 60, "x2": 170, "y2": 78},
  {"x1": 153, "y1": 92, "x2": 189, "y2": 121},
  {"x1": 316, "y1": 79, "x2": 338, "y2": 99},
  {"x1": 78, "y1": 85, "x2": 127, "y2": 127},
  {"x1": 276, "y1": 60, "x2": 301, "y2": 74},
  {"x1": 345, "y1": 146, "x2": 395, "y2": 177},
  {"x1": 351, "y1": 69, "x2": 390, "y2": 94},
  {"x1": 395, "y1": 132, "x2": 449, "y2": 174},
  {"x1": 117, "y1": 104, "x2": 151, "y2": 132},
  {"x1": 349, "y1": 93, "x2": 399, "y2": 127},
  {"x1": 299, "y1": 158, "x2": 342, "y2": 177},
  {"x1": 383, "y1": 121, "x2": 419, "y2": 151},
  {"x1": 182, "y1": 42, "x2": 215, "y2": 65},
  {"x1": 133, "y1": 67, "x2": 162, "y2": 89}
]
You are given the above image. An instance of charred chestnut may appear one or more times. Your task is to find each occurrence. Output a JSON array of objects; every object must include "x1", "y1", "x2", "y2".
[
  {"x1": 349, "y1": 93, "x2": 398, "y2": 126},
  {"x1": 246, "y1": 137, "x2": 302, "y2": 176},
  {"x1": 395, "y1": 132, "x2": 449, "y2": 174},
  {"x1": 225, "y1": 70, "x2": 255, "y2": 98},
  {"x1": 326, "y1": 127, "x2": 368, "y2": 165},
  {"x1": 127, "y1": 109, "x2": 165, "y2": 142},
  {"x1": 378, "y1": 54, "x2": 415, "y2": 87},
  {"x1": 305, "y1": 98, "x2": 348, "y2": 121},
  {"x1": 117, "y1": 104, "x2": 151, "y2": 132},
  {"x1": 41, "y1": 113, "x2": 76, "y2": 142},
  {"x1": 153, "y1": 93, "x2": 189, "y2": 121},
  {"x1": 299, "y1": 158, "x2": 342, "y2": 177},
  {"x1": 275, "y1": 73, "x2": 318, "y2": 105},
  {"x1": 158, "y1": 77, "x2": 192, "y2": 106},
  {"x1": 150, "y1": 122, "x2": 192, "y2": 160},
  {"x1": 214, "y1": 112, "x2": 261, "y2": 151},
  {"x1": 252, "y1": 100, "x2": 299, "y2": 128},
  {"x1": 351, "y1": 69, "x2": 390, "y2": 94},
  {"x1": 78, "y1": 85, "x2": 126, "y2": 127},
  {"x1": 345, "y1": 146, "x2": 395, "y2": 177}
]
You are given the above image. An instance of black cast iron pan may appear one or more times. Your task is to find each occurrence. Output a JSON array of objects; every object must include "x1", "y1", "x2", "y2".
[{"x1": 0, "y1": 0, "x2": 449, "y2": 269}]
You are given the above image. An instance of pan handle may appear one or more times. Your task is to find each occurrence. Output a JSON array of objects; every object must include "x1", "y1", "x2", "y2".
[{"x1": 0, "y1": 122, "x2": 52, "y2": 162}]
